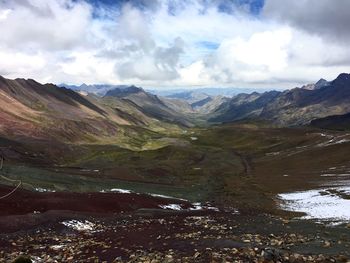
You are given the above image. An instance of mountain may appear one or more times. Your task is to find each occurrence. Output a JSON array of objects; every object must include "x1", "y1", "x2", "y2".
[
  {"x1": 163, "y1": 91, "x2": 231, "y2": 115},
  {"x1": 166, "y1": 91, "x2": 210, "y2": 105},
  {"x1": 210, "y1": 91, "x2": 281, "y2": 123},
  {"x1": 301, "y1": 78, "x2": 330, "y2": 90},
  {"x1": 104, "y1": 86, "x2": 194, "y2": 127},
  {"x1": 148, "y1": 87, "x2": 276, "y2": 97},
  {"x1": 166, "y1": 90, "x2": 214, "y2": 111},
  {"x1": 60, "y1": 83, "x2": 131, "y2": 96},
  {"x1": 311, "y1": 112, "x2": 350, "y2": 130},
  {"x1": 210, "y1": 73, "x2": 350, "y2": 126},
  {"x1": 260, "y1": 74, "x2": 350, "y2": 125},
  {"x1": 0, "y1": 76, "x2": 180, "y2": 147}
]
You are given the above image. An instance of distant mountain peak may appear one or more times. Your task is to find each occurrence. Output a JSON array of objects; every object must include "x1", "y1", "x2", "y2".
[
  {"x1": 316, "y1": 78, "x2": 327, "y2": 83},
  {"x1": 105, "y1": 85, "x2": 144, "y2": 98},
  {"x1": 301, "y1": 78, "x2": 329, "y2": 90},
  {"x1": 332, "y1": 73, "x2": 350, "y2": 87},
  {"x1": 314, "y1": 78, "x2": 329, "y2": 89},
  {"x1": 335, "y1": 73, "x2": 350, "y2": 81}
]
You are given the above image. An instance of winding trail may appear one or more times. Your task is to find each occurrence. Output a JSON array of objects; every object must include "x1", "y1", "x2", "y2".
[
  {"x1": 231, "y1": 150, "x2": 252, "y2": 177},
  {"x1": 0, "y1": 156, "x2": 22, "y2": 200}
]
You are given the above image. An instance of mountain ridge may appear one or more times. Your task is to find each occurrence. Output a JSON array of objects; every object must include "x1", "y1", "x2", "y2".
[{"x1": 210, "y1": 73, "x2": 350, "y2": 126}]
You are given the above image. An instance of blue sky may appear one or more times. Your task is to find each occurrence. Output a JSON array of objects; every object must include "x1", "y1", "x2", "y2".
[{"x1": 0, "y1": 0, "x2": 349, "y2": 89}]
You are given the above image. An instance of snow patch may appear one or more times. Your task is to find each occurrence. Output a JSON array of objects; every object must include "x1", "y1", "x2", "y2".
[
  {"x1": 100, "y1": 188, "x2": 132, "y2": 193},
  {"x1": 148, "y1": 193, "x2": 188, "y2": 201},
  {"x1": 190, "y1": 202, "x2": 220, "y2": 212},
  {"x1": 320, "y1": 174, "x2": 350, "y2": 177},
  {"x1": 159, "y1": 204, "x2": 183, "y2": 210},
  {"x1": 61, "y1": 220, "x2": 98, "y2": 232},
  {"x1": 31, "y1": 256, "x2": 44, "y2": 263},
  {"x1": 50, "y1": 245, "x2": 65, "y2": 250},
  {"x1": 110, "y1": 188, "x2": 132, "y2": 193},
  {"x1": 278, "y1": 186, "x2": 350, "y2": 224},
  {"x1": 35, "y1": 188, "x2": 55, "y2": 193}
]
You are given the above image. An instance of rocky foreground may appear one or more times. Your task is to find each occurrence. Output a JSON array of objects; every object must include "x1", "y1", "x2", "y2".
[
  {"x1": 0, "y1": 184, "x2": 350, "y2": 262},
  {"x1": 2, "y1": 208, "x2": 350, "y2": 263}
]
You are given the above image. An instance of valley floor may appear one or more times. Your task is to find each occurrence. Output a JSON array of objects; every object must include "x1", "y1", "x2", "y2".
[{"x1": 1, "y1": 123, "x2": 350, "y2": 262}]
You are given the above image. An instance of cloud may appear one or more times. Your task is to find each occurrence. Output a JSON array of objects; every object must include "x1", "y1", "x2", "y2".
[
  {"x1": 0, "y1": 0, "x2": 93, "y2": 50},
  {"x1": 0, "y1": 0, "x2": 349, "y2": 89},
  {"x1": 263, "y1": 0, "x2": 350, "y2": 42}
]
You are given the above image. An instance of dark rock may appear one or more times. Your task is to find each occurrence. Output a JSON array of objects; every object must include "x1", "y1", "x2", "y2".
[{"x1": 13, "y1": 256, "x2": 32, "y2": 263}]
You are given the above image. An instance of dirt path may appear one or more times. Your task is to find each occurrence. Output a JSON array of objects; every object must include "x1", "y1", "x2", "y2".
[{"x1": 231, "y1": 149, "x2": 253, "y2": 177}]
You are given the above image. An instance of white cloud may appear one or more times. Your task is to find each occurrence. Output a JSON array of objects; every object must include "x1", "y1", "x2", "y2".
[
  {"x1": 0, "y1": 0, "x2": 92, "y2": 51},
  {"x1": 0, "y1": 0, "x2": 349, "y2": 89},
  {"x1": 0, "y1": 49, "x2": 46, "y2": 76},
  {"x1": 208, "y1": 29, "x2": 291, "y2": 83}
]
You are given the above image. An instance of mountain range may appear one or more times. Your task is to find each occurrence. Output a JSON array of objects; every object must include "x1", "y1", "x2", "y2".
[
  {"x1": 1, "y1": 72, "x2": 350, "y2": 148},
  {"x1": 0, "y1": 76, "x2": 185, "y2": 151},
  {"x1": 209, "y1": 73, "x2": 350, "y2": 126}
]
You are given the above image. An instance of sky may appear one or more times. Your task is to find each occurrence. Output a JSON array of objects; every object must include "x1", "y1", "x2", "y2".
[{"x1": 0, "y1": 0, "x2": 349, "y2": 89}]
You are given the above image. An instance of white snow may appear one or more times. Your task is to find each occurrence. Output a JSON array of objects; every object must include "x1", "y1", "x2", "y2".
[
  {"x1": 35, "y1": 188, "x2": 55, "y2": 193},
  {"x1": 278, "y1": 186, "x2": 350, "y2": 224},
  {"x1": 159, "y1": 204, "x2": 183, "y2": 210},
  {"x1": 206, "y1": 206, "x2": 220, "y2": 212},
  {"x1": 149, "y1": 193, "x2": 175, "y2": 199},
  {"x1": 316, "y1": 134, "x2": 350, "y2": 147},
  {"x1": 189, "y1": 202, "x2": 220, "y2": 212},
  {"x1": 317, "y1": 133, "x2": 330, "y2": 137},
  {"x1": 100, "y1": 188, "x2": 132, "y2": 193},
  {"x1": 31, "y1": 256, "x2": 44, "y2": 263},
  {"x1": 110, "y1": 188, "x2": 132, "y2": 193},
  {"x1": 61, "y1": 220, "x2": 97, "y2": 232},
  {"x1": 50, "y1": 245, "x2": 65, "y2": 250},
  {"x1": 190, "y1": 202, "x2": 203, "y2": 210},
  {"x1": 190, "y1": 137, "x2": 198, "y2": 141},
  {"x1": 320, "y1": 173, "x2": 350, "y2": 177},
  {"x1": 148, "y1": 193, "x2": 188, "y2": 201}
]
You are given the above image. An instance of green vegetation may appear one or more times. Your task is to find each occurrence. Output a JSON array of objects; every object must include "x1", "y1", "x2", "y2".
[{"x1": 2, "y1": 119, "x2": 350, "y2": 211}]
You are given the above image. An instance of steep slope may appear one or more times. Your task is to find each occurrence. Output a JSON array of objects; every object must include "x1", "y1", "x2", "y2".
[
  {"x1": 158, "y1": 97, "x2": 194, "y2": 114},
  {"x1": 210, "y1": 73, "x2": 350, "y2": 126},
  {"x1": 209, "y1": 91, "x2": 281, "y2": 123},
  {"x1": 164, "y1": 91, "x2": 229, "y2": 114},
  {"x1": 260, "y1": 74, "x2": 350, "y2": 125},
  {"x1": 310, "y1": 112, "x2": 350, "y2": 130},
  {"x1": 0, "y1": 76, "x2": 180, "y2": 147},
  {"x1": 195, "y1": 96, "x2": 230, "y2": 114},
  {"x1": 104, "y1": 86, "x2": 194, "y2": 127},
  {"x1": 166, "y1": 91, "x2": 210, "y2": 105},
  {"x1": 300, "y1": 78, "x2": 330, "y2": 90},
  {"x1": 0, "y1": 76, "x2": 115, "y2": 142}
]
